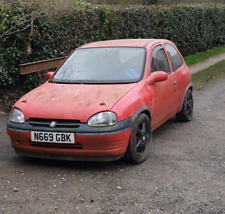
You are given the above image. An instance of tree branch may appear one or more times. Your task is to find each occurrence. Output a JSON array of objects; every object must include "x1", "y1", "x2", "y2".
[{"x1": 0, "y1": 10, "x2": 44, "y2": 41}]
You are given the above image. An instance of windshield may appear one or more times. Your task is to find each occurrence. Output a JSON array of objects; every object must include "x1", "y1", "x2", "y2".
[{"x1": 52, "y1": 47, "x2": 146, "y2": 84}]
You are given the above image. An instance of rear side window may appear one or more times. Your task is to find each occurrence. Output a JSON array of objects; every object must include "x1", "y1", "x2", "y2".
[
  {"x1": 150, "y1": 45, "x2": 170, "y2": 74},
  {"x1": 165, "y1": 43, "x2": 183, "y2": 71}
]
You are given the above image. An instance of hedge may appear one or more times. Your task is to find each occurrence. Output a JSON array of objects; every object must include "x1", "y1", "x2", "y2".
[
  {"x1": 0, "y1": 4, "x2": 225, "y2": 88},
  {"x1": 108, "y1": 5, "x2": 225, "y2": 55}
]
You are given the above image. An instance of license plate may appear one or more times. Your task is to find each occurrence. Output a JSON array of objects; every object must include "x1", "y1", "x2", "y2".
[{"x1": 31, "y1": 131, "x2": 75, "y2": 144}]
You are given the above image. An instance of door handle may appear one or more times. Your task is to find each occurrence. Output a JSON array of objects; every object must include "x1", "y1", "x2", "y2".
[{"x1": 173, "y1": 80, "x2": 177, "y2": 86}]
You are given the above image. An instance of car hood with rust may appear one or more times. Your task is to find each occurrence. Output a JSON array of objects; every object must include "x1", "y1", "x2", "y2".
[{"x1": 14, "y1": 82, "x2": 137, "y2": 122}]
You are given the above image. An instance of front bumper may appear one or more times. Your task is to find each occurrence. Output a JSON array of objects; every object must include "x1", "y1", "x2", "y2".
[{"x1": 7, "y1": 118, "x2": 134, "y2": 161}]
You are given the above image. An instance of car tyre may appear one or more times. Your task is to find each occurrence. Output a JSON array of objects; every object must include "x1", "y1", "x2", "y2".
[
  {"x1": 176, "y1": 89, "x2": 193, "y2": 122},
  {"x1": 124, "y1": 114, "x2": 152, "y2": 164}
]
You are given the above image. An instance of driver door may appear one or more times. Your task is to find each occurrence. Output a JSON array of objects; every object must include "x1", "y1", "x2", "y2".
[{"x1": 149, "y1": 44, "x2": 178, "y2": 130}]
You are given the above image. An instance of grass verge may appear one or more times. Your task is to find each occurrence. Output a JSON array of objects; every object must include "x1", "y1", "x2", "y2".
[
  {"x1": 192, "y1": 60, "x2": 225, "y2": 90},
  {"x1": 184, "y1": 45, "x2": 225, "y2": 66}
]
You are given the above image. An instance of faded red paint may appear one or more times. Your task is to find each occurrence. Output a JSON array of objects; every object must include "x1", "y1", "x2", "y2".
[
  {"x1": 81, "y1": 39, "x2": 154, "y2": 49},
  {"x1": 14, "y1": 83, "x2": 137, "y2": 122}
]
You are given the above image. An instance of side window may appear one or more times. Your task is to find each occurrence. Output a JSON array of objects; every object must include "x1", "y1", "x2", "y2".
[
  {"x1": 165, "y1": 43, "x2": 183, "y2": 71},
  {"x1": 150, "y1": 45, "x2": 170, "y2": 74}
]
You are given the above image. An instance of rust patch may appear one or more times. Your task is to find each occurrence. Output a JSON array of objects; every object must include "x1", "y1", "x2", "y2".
[{"x1": 36, "y1": 90, "x2": 46, "y2": 97}]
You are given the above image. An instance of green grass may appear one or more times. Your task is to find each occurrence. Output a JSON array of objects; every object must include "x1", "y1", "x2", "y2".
[
  {"x1": 184, "y1": 45, "x2": 225, "y2": 66},
  {"x1": 192, "y1": 60, "x2": 225, "y2": 90}
]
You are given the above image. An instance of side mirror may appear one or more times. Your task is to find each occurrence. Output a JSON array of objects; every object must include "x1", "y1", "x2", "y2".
[
  {"x1": 46, "y1": 71, "x2": 55, "y2": 80},
  {"x1": 147, "y1": 71, "x2": 168, "y2": 85}
]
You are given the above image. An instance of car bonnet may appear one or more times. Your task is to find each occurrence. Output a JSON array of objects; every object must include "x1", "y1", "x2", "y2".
[{"x1": 14, "y1": 82, "x2": 137, "y2": 122}]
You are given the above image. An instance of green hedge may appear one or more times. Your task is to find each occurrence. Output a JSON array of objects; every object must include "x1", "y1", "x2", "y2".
[
  {"x1": 109, "y1": 5, "x2": 225, "y2": 55},
  {"x1": 0, "y1": 5, "x2": 108, "y2": 88},
  {"x1": 0, "y1": 5, "x2": 25, "y2": 86},
  {"x1": 1, "y1": 4, "x2": 225, "y2": 88}
]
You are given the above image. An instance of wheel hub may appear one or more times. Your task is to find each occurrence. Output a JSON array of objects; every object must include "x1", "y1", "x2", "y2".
[{"x1": 142, "y1": 135, "x2": 146, "y2": 141}]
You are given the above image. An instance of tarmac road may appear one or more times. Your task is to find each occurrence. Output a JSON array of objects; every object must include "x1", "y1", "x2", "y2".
[{"x1": 0, "y1": 75, "x2": 225, "y2": 214}]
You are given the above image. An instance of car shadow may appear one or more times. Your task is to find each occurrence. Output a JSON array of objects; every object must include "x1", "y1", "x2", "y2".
[
  {"x1": 13, "y1": 155, "x2": 133, "y2": 172},
  {"x1": 153, "y1": 116, "x2": 178, "y2": 137}
]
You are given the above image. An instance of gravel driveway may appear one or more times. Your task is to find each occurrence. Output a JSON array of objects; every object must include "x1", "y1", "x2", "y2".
[{"x1": 0, "y1": 75, "x2": 225, "y2": 214}]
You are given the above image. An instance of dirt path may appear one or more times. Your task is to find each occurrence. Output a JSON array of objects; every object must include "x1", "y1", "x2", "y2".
[
  {"x1": 1, "y1": 72, "x2": 225, "y2": 213},
  {"x1": 189, "y1": 52, "x2": 225, "y2": 74}
]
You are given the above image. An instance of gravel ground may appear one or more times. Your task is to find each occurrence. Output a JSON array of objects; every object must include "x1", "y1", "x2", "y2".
[{"x1": 0, "y1": 75, "x2": 225, "y2": 214}]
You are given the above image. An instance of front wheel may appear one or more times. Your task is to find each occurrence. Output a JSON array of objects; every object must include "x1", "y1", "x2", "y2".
[
  {"x1": 176, "y1": 89, "x2": 193, "y2": 122},
  {"x1": 124, "y1": 114, "x2": 152, "y2": 164}
]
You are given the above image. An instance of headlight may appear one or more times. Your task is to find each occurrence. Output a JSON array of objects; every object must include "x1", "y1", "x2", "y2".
[
  {"x1": 88, "y1": 111, "x2": 117, "y2": 127},
  {"x1": 9, "y1": 108, "x2": 25, "y2": 124}
]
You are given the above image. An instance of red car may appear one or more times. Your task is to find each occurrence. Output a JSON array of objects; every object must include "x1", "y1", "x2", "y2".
[{"x1": 7, "y1": 39, "x2": 193, "y2": 163}]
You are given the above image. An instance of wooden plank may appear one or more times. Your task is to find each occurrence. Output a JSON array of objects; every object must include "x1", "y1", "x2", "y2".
[{"x1": 19, "y1": 56, "x2": 66, "y2": 75}]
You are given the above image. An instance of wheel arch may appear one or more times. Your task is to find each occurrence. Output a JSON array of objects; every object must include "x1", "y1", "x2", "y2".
[
  {"x1": 133, "y1": 106, "x2": 152, "y2": 121},
  {"x1": 179, "y1": 83, "x2": 193, "y2": 112}
]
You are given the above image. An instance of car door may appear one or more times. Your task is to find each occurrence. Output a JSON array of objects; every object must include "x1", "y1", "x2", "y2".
[{"x1": 149, "y1": 44, "x2": 179, "y2": 129}]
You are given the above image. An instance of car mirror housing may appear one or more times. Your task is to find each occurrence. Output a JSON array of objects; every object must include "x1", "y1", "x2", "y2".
[
  {"x1": 147, "y1": 71, "x2": 168, "y2": 85},
  {"x1": 46, "y1": 71, "x2": 55, "y2": 80}
]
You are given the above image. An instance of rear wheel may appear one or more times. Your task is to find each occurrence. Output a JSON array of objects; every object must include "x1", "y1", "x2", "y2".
[
  {"x1": 176, "y1": 89, "x2": 193, "y2": 122},
  {"x1": 124, "y1": 114, "x2": 152, "y2": 164}
]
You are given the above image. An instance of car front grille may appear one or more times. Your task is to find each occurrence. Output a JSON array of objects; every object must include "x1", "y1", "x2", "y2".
[{"x1": 29, "y1": 118, "x2": 81, "y2": 129}]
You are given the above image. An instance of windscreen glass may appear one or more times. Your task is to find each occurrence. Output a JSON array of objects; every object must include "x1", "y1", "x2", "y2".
[{"x1": 52, "y1": 47, "x2": 146, "y2": 83}]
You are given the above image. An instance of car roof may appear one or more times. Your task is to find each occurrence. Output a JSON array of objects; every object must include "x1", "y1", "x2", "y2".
[{"x1": 80, "y1": 39, "x2": 162, "y2": 48}]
